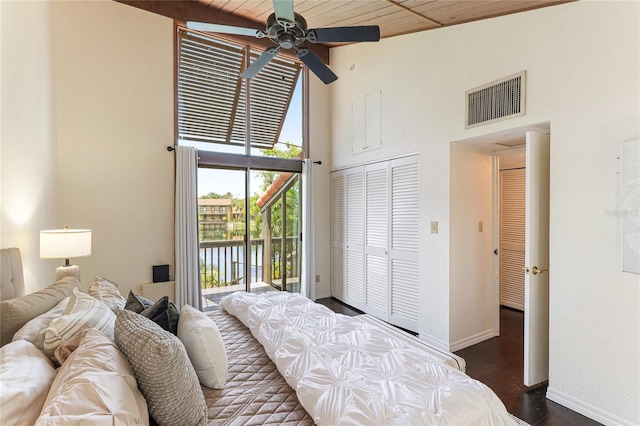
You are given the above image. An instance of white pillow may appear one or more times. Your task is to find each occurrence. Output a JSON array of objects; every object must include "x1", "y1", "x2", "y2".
[
  {"x1": 0, "y1": 340, "x2": 57, "y2": 426},
  {"x1": 36, "y1": 328, "x2": 148, "y2": 425},
  {"x1": 88, "y1": 276, "x2": 126, "y2": 312},
  {"x1": 42, "y1": 288, "x2": 116, "y2": 359},
  {"x1": 12, "y1": 296, "x2": 70, "y2": 352},
  {"x1": 177, "y1": 304, "x2": 227, "y2": 389}
]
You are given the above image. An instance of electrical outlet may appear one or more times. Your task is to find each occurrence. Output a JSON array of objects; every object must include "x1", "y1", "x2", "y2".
[
  {"x1": 430, "y1": 221, "x2": 438, "y2": 234},
  {"x1": 315, "y1": 275, "x2": 320, "y2": 283}
]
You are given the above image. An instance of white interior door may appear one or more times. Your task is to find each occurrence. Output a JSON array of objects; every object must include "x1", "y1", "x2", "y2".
[
  {"x1": 524, "y1": 131, "x2": 551, "y2": 386},
  {"x1": 388, "y1": 156, "x2": 420, "y2": 332},
  {"x1": 364, "y1": 162, "x2": 389, "y2": 320},
  {"x1": 500, "y1": 168, "x2": 526, "y2": 311},
  {"x1": 330, "y1": 171, "x2": 345, "y2": 301},
  {"x1": 344, "y1": 166, "x2": 365, "y2": 310}
]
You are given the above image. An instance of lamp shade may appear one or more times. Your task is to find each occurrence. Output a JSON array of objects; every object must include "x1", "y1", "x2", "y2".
[{"x1": 40, "y1": 228, "x2": 92, "y2": 259}]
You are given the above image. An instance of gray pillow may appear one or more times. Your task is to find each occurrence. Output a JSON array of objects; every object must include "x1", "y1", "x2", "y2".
[
  {"x1": 114, "y1": 309, "x2": 207, "y2": 426},
  {"x1": 140, "y1": 296, "x2": 180, "y2": 335},
  {"x1": 0, "y1": 277, "x2": 79, "y2": 347},
  {"x1": 124, "y1": 290, "x2": 154, "y2": 313}
]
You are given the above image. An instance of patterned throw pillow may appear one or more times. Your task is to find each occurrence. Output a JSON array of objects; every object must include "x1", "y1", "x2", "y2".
[
  {"x1": 114, "y1": 309, "x2": 207, "y2": 426},
  {"x1": 42, "y1": 288, "x2": 115, "y2": 361},
  {"x1": 88, "y1": 276, "x2": 126, "y2": 312},
  {"x1": 178, "y1": 304, "x2": 227, "y2": 389}
]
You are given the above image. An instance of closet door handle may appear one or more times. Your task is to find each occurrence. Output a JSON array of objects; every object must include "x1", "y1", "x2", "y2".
[{"x1": 531, "y1": 266, "x2": 548, "y2": 275}]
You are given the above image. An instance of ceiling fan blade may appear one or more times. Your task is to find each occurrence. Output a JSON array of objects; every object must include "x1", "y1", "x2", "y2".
[
  {"x1": 272, "y1": 0, "x2": 295, "y2": 24},
  {"x1": 296, "y1": 48, "x2": 338, "y2": 85},
  {"x1": 309, "y1": 26, "x2": 380, "y2": 43},
  {"x1": 186, "y1": 21, "x2": 261, "y2": 37},
  {"x1": 241, "y1": 48, "x2": 279, "y2": 79}
]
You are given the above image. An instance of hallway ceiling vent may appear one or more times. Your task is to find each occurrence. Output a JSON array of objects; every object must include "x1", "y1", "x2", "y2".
[{"x1": 465, "y1": 71, "x2": 526, "y2": 129}]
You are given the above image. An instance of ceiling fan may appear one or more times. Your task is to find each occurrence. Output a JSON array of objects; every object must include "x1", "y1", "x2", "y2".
[{"x1": 187, "y1": 0, "x2": 380, "y2": 84}]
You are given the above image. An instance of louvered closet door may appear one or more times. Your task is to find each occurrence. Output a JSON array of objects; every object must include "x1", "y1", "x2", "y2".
[
  {"x1": 330, "y1": 171, "x2": 346, "y2": 302},
  {"x1": 344, "y1": 166, "x2": 365, "y2": 310},
  {"x1": 500, "y1": 168, "x2": 526, "y2": 311},
  {"x1": 364, "y1": 162, "x2": 389, "y2": 320},
  {"x1": 389, "y1": 156, "x2": 420, "y2": 332}
]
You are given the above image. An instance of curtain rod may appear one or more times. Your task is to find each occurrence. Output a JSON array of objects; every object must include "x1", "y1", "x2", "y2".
[{"x1": 168, "y1": 145, "x2": 321, "y2": 164}]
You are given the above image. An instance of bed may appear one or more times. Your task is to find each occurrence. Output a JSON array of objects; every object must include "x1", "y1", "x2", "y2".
[{"x1": 0, "y1": 247, "x2": 524, "y2": 425}]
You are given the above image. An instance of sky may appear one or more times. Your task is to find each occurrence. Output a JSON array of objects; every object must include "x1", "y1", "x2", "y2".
[{"x1": 196, "y1": 77, "x2": 303, "y2": 199}]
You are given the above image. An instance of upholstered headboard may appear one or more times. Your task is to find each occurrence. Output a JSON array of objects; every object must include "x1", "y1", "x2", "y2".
[
  {"x1": 0, "y1": 247, "x2": 80, "y2": 346},
  {"x1": 1, "y1": 247, "x2": 25, "y2": 302}
]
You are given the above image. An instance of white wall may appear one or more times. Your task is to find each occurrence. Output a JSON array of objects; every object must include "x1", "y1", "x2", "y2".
[
  {"x1": 449, "y1": 143, "x2": 495, "y2": 350},
  {"x1": 1, "y1": 1, "x2": 175, "y2": 297},
  {"x1": 52, "y1": 1, "x2": 175, "y2": 295},
  {"x1": 308, "y1": 74, "x2": 332, "y2": 298},
  {"x1": 328, "y1": 1, "x2": 639, "y2": 424},
  {"x1": 0, "y1": 0, "x2": 59, "y2": 292}
]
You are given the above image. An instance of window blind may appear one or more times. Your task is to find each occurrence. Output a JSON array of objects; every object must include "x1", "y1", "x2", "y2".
[{"x1": 177, "y1": 29, "x2": 301, "y2": 150}]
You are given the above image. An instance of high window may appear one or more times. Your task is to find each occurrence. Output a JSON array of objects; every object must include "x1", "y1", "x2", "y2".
[
  {"x1": 176, "y1": 26, "x2": 305, "y2": 307},
  {"x1": 177, "y1": 27, "x2": 303, "y2": 157}
]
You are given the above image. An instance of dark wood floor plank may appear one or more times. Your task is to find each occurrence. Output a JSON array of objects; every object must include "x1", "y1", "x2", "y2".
[{"x1": 455, "y1": 308, "x2": 600, "y2": 426}]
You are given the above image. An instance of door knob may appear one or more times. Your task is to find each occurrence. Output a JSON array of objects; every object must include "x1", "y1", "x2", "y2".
[{"x1": 531, "y1": 266, "x2": 548, "y2": 275}]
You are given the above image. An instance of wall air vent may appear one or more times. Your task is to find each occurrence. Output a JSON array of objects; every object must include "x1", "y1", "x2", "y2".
[{"x1": 465, "y1": 71, "x2": 526, "y2": 129}]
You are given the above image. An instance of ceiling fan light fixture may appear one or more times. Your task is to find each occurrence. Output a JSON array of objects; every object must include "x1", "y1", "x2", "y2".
[{"x1": 187, "y1": 0, "x2": 380, "y2": 84}]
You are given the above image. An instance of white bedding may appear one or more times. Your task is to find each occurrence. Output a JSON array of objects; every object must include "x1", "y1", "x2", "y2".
[
  {"x1": 356, "y1": 314, "x2": 466, "y2": 372},
  {"x1": 221, "y1": 291, "x2": 517, "y2": 426}
]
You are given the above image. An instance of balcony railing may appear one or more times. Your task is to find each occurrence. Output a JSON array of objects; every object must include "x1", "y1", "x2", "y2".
[{"x1": 199, "y1": 237, "x2": 299, "y2": 289}]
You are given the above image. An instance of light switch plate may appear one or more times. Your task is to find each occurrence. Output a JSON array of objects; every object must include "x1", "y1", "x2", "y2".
[
  {"x1": 479, "y1": 221, "x2": 484, "y2": 232},
  {"x1": 430, "y1": 221, "x2": 438, "y2": 234}
]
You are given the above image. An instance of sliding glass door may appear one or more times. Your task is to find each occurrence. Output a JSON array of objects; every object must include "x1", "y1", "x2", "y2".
[
  {"x1": 198, "y1": 166, "x2": 301, "y2": 310},
  {"x1": 251, "y1": 170, "x2": 301, "y2": 295}
]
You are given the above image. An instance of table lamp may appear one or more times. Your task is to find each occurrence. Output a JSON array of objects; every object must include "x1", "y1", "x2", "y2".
[{"x1": 40, "y1": 227, "x2": 92, "y2": 282}]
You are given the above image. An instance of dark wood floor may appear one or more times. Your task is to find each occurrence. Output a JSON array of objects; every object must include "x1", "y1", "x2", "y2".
[{"x1": 317, "y1": 298, "x2": 601, "y2": 426}]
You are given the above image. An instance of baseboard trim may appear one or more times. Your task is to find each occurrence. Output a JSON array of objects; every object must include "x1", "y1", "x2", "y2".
[
  {"x1": 547, "y1": 387, "x2": 636, "y2": 426},
  {"x1": 418, "y1": 333, "x2": 450, "y2": 352},
  {"x1": 450, "y1": 328, "x2": 498, "y2": 352},
  {"x1": 315, "y1": 291, "x2": 330, "y2": 300}
]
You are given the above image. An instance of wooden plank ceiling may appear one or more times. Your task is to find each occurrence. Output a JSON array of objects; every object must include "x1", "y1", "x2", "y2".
[
  {"x1": 116, "y1": 0, "x2": 574, "y2": 63},
  {"x1": 193, "y1": 0, "x2": 574, "y2": 40}
]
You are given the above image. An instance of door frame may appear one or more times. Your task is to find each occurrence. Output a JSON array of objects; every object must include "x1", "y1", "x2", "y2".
[{"x1": 449, "y1": 122, "x2": 551, "y2": 379}]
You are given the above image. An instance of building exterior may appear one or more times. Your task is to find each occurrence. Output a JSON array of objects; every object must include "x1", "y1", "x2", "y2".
[{"x1": 198, "y1": 199, "x2": 243, "y2": 241}]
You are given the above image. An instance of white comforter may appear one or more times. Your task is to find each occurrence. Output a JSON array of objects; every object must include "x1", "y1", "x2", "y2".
[{"x1": 221, "y1": 291, "x2": 516, "y2": 426}]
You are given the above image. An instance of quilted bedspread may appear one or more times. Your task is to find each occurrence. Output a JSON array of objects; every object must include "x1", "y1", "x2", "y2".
[
  {"x1": 221, "y1": 291, "x2": 517, "y2": 426},
  {"x1": 204, "y1": 309, "x2": 313, "y2": 425}
]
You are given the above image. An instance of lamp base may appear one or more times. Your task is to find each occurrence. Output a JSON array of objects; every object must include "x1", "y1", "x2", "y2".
[{"x1": 55, "y1": 265, "x2": 81, "y2": 283}]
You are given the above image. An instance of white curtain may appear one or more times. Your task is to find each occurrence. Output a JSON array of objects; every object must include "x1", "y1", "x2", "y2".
[
  {"x1": 175, "y1": 146, "x2": 201, "y2": 310},
  {"x1": 301, "y1": 159, "x2": 316, "y2": 300}
]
